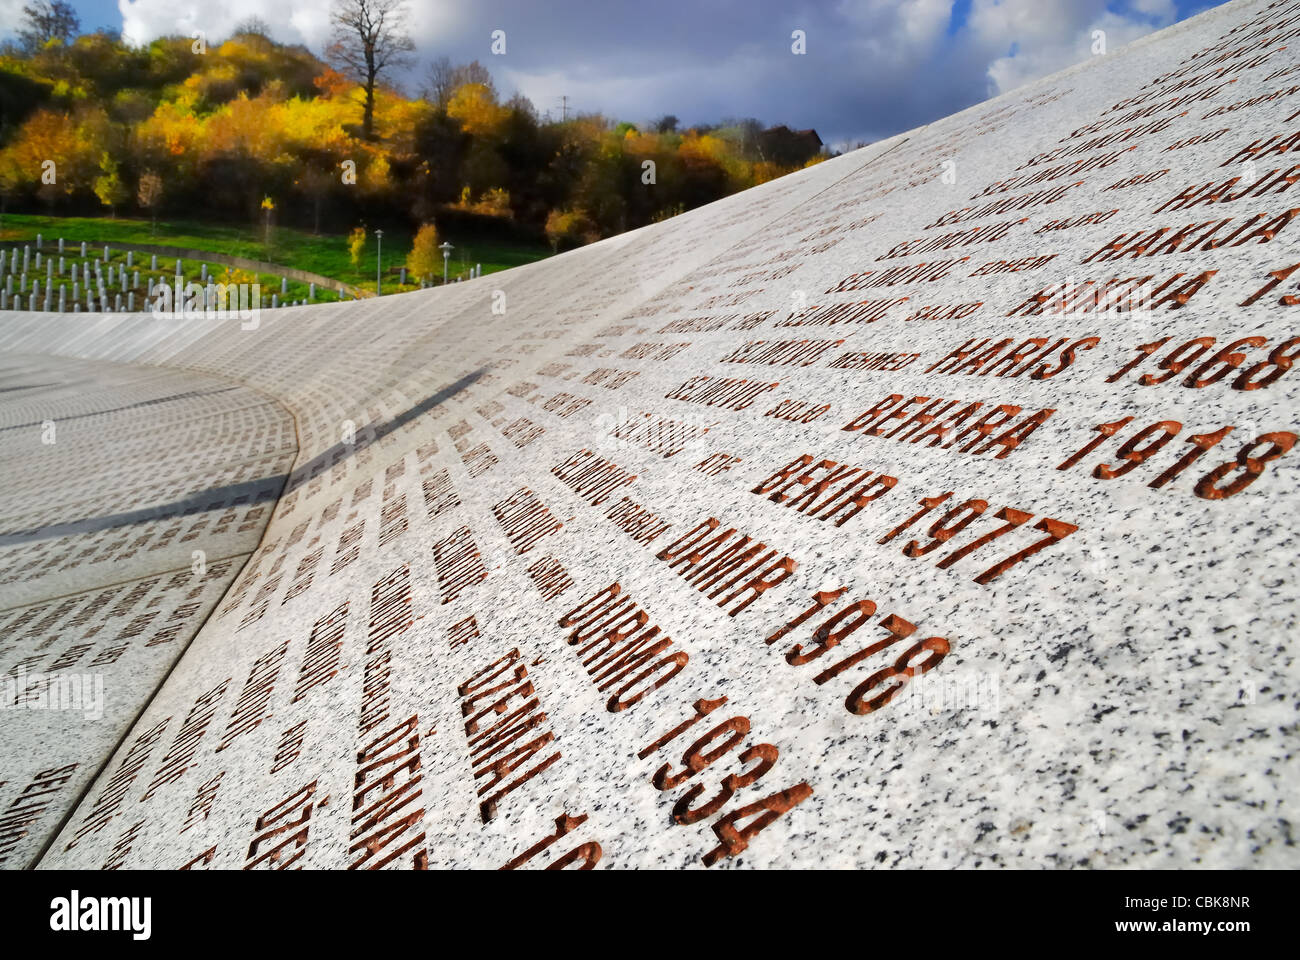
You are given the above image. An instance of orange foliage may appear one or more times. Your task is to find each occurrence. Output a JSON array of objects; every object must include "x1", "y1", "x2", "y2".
[
  {"x1": 137, "y1": 100, "x2": 202, "y2": 161},
  {"x1": 2, "y1": 109, "x2": 101, "y2": 195},
  {"x1": 313, "y1": 68, "x2": 352, "y2": 100}
]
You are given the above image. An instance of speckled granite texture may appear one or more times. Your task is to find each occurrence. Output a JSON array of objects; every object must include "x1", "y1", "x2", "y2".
[{"x1": 1, "y1": 0, "x2": 1297, "y2": 869}]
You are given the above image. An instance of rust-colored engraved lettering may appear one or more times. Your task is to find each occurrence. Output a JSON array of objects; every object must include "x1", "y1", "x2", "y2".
[
  {"x1": 68, "y1": 719, "x2": 169, "y2": 848},
  {"x1": 433, "y1": 527, "x2": 489, "y2": 604},
  {"x1": 294, "y1": 601, "x2": 349, "y2": 702},
  {"x1": 422, "y1": 468, "x2": 461, "y2": 518},
  {"x1": 557, "y1": 583, "x2": 691, "y2": 711},
  {"x1": 1058, "y1": 417, "x2": 1297, "y2": 496},
  {"x1": 753, "y1": 454, "x2": 898, "y2": 526},
  {"x1": 245, "y1": 781, "x2": 320, "y2": 870},
  {"x1": 606, "y1": 497, "x2": 672, "y2": 543},
  {"x1": 459, "y1": 650, "x2": 561, "y2": 822},
  {"x1": 493, "y1": 488, "x2": 563, "y2": 555},
  {"x1": 349, "y1": 715, "x2": 427, "y2": 869},
  {"x1": 0, "y1": 764, "x2": 79, "y2": 866},
  {"x1": 271, "y1": 722, "x2": 308, "y2": 774},
  {"x1": 217, "y1": 640, "x2": 290, "y2": 751},
  {"x1": 551, "y1": 449, "x2": 638, "y2": 505},
  {"x1": 103, "y1": 819, "x2": 145, "y2": 870},
  {"x1": 500, "y1": 812, "x2": 602, "y2": 870},
  {"x1": 656, "y1": 518, "x2": 798, "y2": 616},
  {"x1": 144, "y1": 681, "x2": 229, "y2": 799},
  {"x1": 182, "y1": 772, "x2": 223, "y2": 833}
]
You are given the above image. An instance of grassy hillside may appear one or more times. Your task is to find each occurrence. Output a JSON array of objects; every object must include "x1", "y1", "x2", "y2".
[{"x1": 0, "y1": 213, "x2": 552, "y2": 298}]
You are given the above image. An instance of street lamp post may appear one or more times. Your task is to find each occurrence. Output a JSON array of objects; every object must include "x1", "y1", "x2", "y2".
[
  {"x1": 375, "y1": 229, "x2": 384, "y2": 295},
  {"x1": 439, "y1": 242, "x2": 454, "y2": 284}
]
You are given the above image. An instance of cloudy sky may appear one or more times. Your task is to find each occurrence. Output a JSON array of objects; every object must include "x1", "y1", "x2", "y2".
[{"x1": 2, "y1": 0, "x2": 1227, "y2": 147}]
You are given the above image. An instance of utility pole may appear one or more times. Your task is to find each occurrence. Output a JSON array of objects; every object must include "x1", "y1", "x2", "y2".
[
  {"x1": 559, "y1": 95, "x2": 569, "y2": 121},
  {"x1": 375, "y1": 229, "x2": 384, "y2": 296}
]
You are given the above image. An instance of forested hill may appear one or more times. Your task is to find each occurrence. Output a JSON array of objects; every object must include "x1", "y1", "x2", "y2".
[{"x1": 0, "y1": 26, "x2": 829, "y2": 248}]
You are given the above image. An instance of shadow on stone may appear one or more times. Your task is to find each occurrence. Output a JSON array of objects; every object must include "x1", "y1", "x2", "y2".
[{"x1": 0, "y1": 368, "x2": 485, "y2": 546}]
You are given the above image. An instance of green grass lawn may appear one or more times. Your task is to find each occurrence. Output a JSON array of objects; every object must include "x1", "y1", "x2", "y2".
[{"x1": 0, "y1": 213, "x2": 552, "y2": 300}]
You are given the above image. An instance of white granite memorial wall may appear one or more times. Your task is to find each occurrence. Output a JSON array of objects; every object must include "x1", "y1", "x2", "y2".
[{"x1": 0, "y1": 0, "x2": 1297, "y2": 869}]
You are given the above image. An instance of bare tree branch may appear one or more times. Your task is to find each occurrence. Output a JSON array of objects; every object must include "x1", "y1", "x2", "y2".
[{"x1": 327, "y1": 0, "x2": 415, "y2": 139}]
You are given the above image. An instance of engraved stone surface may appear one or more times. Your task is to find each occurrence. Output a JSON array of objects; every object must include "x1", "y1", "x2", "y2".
[
  {"x1": 0, "y1": 356, "x2": 296, "y2": 867},
  {"x1": 2, "y1": 0, "x2": 1298, "y2": 869}
]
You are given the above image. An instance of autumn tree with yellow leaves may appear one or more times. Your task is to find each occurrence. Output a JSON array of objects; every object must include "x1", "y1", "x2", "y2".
[
  {"x1": 348, "y1": 226, "x2": 367, "y2": 268},
  {"x1": 405, "y1": 222, "x2": 439, "y2": 283}
]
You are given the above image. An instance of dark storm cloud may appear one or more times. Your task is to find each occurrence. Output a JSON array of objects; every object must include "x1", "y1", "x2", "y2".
[
  {"x1": 412, "y1": 0, "x2": 990, "y2": 144},
  {"x1": 22, "y1": 0, "x2": 1230, "y2": 147}
]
